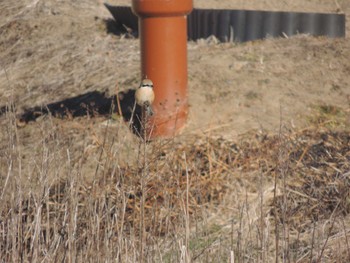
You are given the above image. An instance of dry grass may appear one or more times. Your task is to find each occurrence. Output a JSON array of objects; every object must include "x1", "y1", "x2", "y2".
[
  {"x1": 1, "y1": 1, "x2": 350, "y2": 262},
  {"x1": 1, "y1": 101, "x2": 350, "y2": 262},
  {"x1": 0, "y1": 0, "x2": 140, "y2": 113}
]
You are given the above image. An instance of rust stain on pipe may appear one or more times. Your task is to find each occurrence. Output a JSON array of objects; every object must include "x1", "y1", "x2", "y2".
[{"x1": 132, "y1": 0, "x2": 193, "y2": 138}]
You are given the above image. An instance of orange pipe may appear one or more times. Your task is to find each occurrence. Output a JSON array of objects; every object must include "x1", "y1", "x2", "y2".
[{"x1": 132, "y1": 0, "x2": 193, "y2": 138}]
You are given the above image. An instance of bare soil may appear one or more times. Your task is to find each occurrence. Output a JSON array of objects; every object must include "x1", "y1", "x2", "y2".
[{"x1": 1, "y1": 0, "x2": 349, "y2": 140}]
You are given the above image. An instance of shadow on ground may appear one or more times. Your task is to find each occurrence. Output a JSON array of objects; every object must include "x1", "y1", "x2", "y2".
[
  {"x1": 3, "y1": 90, "x2": 143, "y2": 134},
  {"x1": 103, "y1": 18, "x2": 138, "y2": 38},
  {"x1": 103, "y1": 4, "x2": 138, "y2": 37}
]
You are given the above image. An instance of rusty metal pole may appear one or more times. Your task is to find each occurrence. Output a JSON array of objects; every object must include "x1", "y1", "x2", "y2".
[{"x1": 132, "y1": 0, "x2": 193, "y2": 138}]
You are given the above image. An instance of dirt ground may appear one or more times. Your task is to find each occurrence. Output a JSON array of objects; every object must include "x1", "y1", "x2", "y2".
[
  {"x1": 1, "y1": 0, "x2": 349, "y2": 140},
  {"x1": 0, "y1": 0, "x2": 349, "y2": 170},
  {"x1": 1, "y1": 0, "x2": 350, "y2": 261}
]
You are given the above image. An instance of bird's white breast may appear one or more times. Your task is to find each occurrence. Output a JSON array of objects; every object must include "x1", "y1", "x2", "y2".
[{"x1": 135, "y1": 86, "x2": 155, "y2": 106}]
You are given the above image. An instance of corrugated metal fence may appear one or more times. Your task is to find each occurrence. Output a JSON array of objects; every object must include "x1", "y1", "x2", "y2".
[{"x1": 105, "y1": 4, "x2": 346, "y2": 42}]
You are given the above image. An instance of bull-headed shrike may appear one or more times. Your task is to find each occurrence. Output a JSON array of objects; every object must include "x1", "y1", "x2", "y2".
[{"x1": 135, "y1": 78, "x2": 155, "y2": 116}]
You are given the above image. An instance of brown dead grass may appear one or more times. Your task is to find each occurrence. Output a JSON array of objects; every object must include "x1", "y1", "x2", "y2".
[
  {"x1": 1, "y1": 112, "x2": 349, "y2": 261},
  {"x1": 1, "y1": 0, "x2": 350, "y2": 262}
]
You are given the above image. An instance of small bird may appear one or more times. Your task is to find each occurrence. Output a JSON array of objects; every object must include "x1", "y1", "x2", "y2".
[{"x1": 135, "y1": 78, "x2": 155, "y2": 116}]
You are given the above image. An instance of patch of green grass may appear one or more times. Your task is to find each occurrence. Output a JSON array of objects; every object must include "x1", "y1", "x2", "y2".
[
  {"x1": 189, "y1": 224, "x2": 222, "y2": 253},
  {"x1": 245, "y1": 90, "x2": 261, "y2": 101},
  {"x1": 162, "y1": 224, "x2": 223, "y2": 262},
  {"x1": 308, "y1": 104, "x2": 349, "y2": 129},
  {"x1": 258, "y1": 79, "x2": 270, "y2": 86}
]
